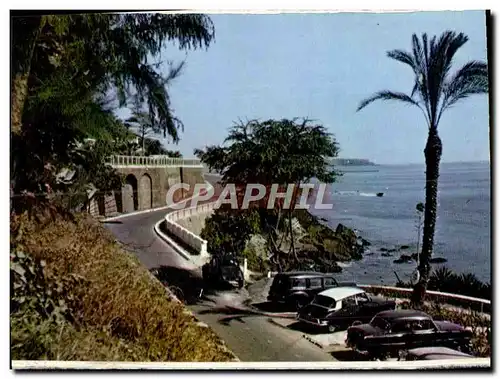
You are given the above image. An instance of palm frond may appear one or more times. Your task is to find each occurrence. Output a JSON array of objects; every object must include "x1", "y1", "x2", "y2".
[
  {"x1": 357, "y1": 90, "x2": 419, "y2": 112},
  {"x1": 439, "y1": 60, "x2": 488, "y2": 116},
  {"x1": 387, "y1": 49, "x2": 416, "y2": 71}
]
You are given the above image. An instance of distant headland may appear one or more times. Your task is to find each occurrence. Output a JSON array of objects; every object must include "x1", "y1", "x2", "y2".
[{"x1": 328, "y1": 158, "x2": 376, "y2": 166}]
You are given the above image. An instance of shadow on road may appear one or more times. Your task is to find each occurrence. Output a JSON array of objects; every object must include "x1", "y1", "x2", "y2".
[
  {"x1": 150, "y1": 265, "x2": 236, "y2": 305},
  {"x1": 330, "y1": 349, "x2": 369, "y2": 361},
  {"x1": 251, "y1": 301, "x2": 297, "y2": 313}
]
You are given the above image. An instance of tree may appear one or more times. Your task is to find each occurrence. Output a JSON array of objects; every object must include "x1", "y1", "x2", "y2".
[
  {"x1": 11, "y1": 12, "x2": 214, "y2": 211},
  {"x1": 125, "y1": 109, "x2": 161, "y2": 156},
  {"x1": 357, "y1": 31, "x2": 488, "y2": 304},
  {"x1": 196, "y1": 118, "x2": 340, "y2": 267}
]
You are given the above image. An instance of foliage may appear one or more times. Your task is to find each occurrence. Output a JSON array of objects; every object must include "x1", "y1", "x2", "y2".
[
  {"x1": 357, "y1": 31, "x2": 488, "y2": 304},
  {"x1": 195, "y1": 118, "x2": 340, "y2": 186},
  {"x1": 396, "y1": 266, "x2": 491, "y2": 301},
  {"x1": 10, "y1": 212, "x2": 234, "y2": 361},
  {"x1": 196, "y1": 118, "x2": 340, "y2": 267},
  {"x1": 11, "y1": 12, "x2": 214, "y2": 213}
]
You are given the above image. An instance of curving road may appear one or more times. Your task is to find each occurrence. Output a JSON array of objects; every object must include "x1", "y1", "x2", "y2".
[{"x1": 103, "y1": 175, "x2": 334, "y2": 362}]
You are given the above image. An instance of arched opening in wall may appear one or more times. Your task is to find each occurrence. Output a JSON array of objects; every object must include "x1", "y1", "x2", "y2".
[
  {"x1": 122, "y1": 174, "x2": 138, "y2": 212},
  {"x1": 139, "y1": 173, "x2": 153, "y2": 210}
]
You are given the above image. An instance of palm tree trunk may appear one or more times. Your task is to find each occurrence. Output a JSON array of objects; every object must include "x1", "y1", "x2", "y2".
[{"x1": 411, "y1": 127, "x2": 442, "y2": 305}]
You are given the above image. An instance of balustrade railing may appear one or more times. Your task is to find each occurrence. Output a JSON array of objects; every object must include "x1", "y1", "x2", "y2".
[{"x1": 108, "y1": 155, "x2": 203, "y2": 167}]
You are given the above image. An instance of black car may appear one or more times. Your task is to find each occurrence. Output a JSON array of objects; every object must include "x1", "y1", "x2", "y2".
[
  {"x1": 202, "y1": 254, "x2": 244, "y2": 288},
  {"x1": 297, "y1": 287, "x2": 396, "y2": 332},
  {"x1": 267, "y1": 271, "x2": 357, "y2": 310},
  {"x1": 346, "y1": 309, "x2": 473, "y2": 360}
]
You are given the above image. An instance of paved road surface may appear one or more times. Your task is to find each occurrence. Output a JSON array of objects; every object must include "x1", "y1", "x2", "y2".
[{"x1": 104, "y1": 175, "x2": 334, "y2": 362}]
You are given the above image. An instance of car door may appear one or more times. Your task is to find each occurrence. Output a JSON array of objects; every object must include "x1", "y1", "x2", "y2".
[
  {"x1": 323, "y1": 276, "x2": 337, "y2": 290},
  {"x1": 354, "y1": 293, "x2": 375, "y2": 322},
  {"x1": 407, "y1": 319, "x2": 439, "y2": 349},
  {"x1": 333, "y1": 295, "x2": 358, "y2": 326},
  {"x1": 306, "y1": 277, "x2": 323, "y2": 298}
]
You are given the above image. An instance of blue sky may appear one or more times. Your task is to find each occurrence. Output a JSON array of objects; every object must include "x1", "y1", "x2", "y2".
[{"x1": 117, "y1": 11, "x2": 489, "y2": 164}]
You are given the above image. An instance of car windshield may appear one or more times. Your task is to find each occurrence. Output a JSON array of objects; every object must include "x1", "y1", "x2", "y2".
[
  {"x1": 312, "y1": 295, "x2": 335, "y2": 308},
  {"x1": 370, "y1": 315, "x2": 390, "y2": 330}
]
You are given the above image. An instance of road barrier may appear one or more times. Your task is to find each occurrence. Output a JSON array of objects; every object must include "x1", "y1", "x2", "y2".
[
  {"x1": 360, "y1": 284, "x2": 491, "y2": 314},
  {"x1": 164, "y1": 202, "x2": 216, "y2": 258},
  {"x1": 108, "y1": 155, "x2": 203, "y2": 168}
]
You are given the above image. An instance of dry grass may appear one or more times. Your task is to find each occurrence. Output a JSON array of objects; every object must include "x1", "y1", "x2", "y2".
[{"x1": 11, "y1": 211, "x2": 236, "y2": 362}]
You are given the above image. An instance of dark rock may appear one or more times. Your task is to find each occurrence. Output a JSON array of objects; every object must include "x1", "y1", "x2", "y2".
[
  {"x1": 376, "y1": 192, "x2": 384, "y2": 197},
  {"x1": 365, "y1": 252, "x2": 375, "y2": 256},
  {"x1": 387, "y1": 248, "x2": 398, "y2": 253},
  {"x1": 320, "y1": 217, "x2": 328, "y2": 222},
  {"x1": 335, "y1": 223, "x2": 347, "y2": 234},
  {"x1": 400, "y1": 245, "x2": 410, "y2": 250},
  {"x1": 381, "y1": 252, "x2": 393, "y2": 257},
  {"x1": 393, "y1": 254, "x2": 413, "y2": 264},
  {"x1": 380, "y1": 247, "x2": 389, "y2": 252},
  {"x1": 362, "y1": 238, "x2": 371, "y2": 247},
  {"x1": 430, "y1": 257, "x2": 447, "y2": 264}
]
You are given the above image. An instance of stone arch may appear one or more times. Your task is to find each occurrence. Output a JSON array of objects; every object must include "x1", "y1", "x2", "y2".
[
  {"x1": 139, "y1": 173, "x2": 153, "y2": 210},
  {"x1": 122, "y1": 174, "x2": 138, "y2": 212}
]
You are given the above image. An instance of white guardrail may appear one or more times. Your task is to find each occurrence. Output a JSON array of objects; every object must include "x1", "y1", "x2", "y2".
[
  {"x1": 359, "y1": 285, "x2": 491, "y2": 313},
  {"x1": 108, "y1": 155, "x2": 203, "y2": 168},
  {"x1": 164, "y1": 202, "x2": 217, "y2": 257}
]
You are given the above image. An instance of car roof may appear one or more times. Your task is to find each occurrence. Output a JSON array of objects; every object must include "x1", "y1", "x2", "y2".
[
  {"x1": 376, "y1": 309, "x2": 430, "y2": 320},
  {"x1": 318, "y1": 286, "x2": 365, "y2": 300},
  {"x1": 407, "y1": 347, "x2": 473, "y2": 358}
]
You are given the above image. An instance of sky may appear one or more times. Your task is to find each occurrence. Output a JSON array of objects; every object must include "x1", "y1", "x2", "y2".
[{"x1": 117, "y1": 11, "x2": 490, "y2": 164}]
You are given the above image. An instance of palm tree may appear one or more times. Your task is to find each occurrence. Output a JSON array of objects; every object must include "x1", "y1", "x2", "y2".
[{"x1": 357, "y1": 31, "x2": 488, "y2": 305}]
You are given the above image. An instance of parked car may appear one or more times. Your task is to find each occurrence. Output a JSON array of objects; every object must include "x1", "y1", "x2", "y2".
[
  {"x1": 297, "y1": 287, "x2": 396, "y2": 332},
  {"x1": 202, "y1": 254, "x2": 244, "y2": 288},
  {"x1": 267, "y1": 271, "x2": 357, "y2": 310},
  {"x1": 346, "y1": 309, "x2": 473, "y2": 360},
  {"x1": 400, "y1": 346, "x2": 474, "y2": 361}
]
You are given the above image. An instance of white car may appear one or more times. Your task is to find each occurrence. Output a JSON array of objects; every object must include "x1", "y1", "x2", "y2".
[{"x1": 297, "y1": 287, "x2": 396, "y2": 332}]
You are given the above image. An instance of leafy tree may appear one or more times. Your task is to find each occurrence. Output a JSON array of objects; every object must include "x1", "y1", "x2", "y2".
[
  {"x1": 11, "y1": 12, "x2": 215, "y2": 212},
  {"x1": 196, "y1": 118, "x2": 340, "y2": 266},
  {"x1": 357, "y1": 31, "x2": 488, "y2": 304},
  {"x1": 200, "y1": 205, "x2": 261, "y2": 257},
  {"x1": 125, "y1": 110, "x2": 162, "y2": 156}
]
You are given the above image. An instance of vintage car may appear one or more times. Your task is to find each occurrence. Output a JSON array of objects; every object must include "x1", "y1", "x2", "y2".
[
  {"x1": 297, "y1": 287, "x2": 396, "y2": 332},
  {"x1": 400, "y1": 346, "x2": 474, "y2": 361},
  {"x1": 346, "y1": 309, "x2": 473, "y2": 360},
  {"x1": 267, "y1": 271, "x2": 357, "y2": 310},
  {"x1": 202, "y1": 254, "x2": 244, "y2": 288}
]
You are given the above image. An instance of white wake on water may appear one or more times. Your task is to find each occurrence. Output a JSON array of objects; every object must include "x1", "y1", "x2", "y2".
[{"x1": 333, "y1": 190, "x2": 380, "y2": 197}]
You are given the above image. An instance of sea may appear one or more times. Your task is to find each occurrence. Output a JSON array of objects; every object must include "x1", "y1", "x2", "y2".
[{"x1": 310, "y1": 161, "x2": 491, "y2": 285}]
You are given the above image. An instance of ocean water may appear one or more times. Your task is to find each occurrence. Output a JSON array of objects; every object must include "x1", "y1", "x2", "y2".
[{"x1": 310, "y1": 161, "x2": 491, "y2": 285}]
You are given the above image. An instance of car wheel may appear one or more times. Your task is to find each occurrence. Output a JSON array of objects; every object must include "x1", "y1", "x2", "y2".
[{"x1": 327, "y1": 324, "x2": 337, "y2": 333}]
